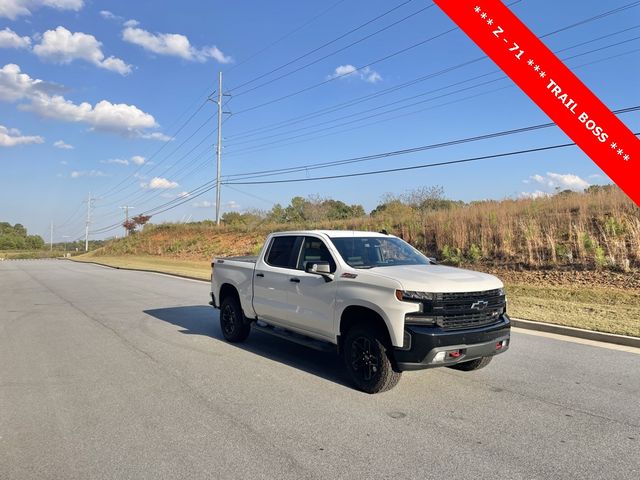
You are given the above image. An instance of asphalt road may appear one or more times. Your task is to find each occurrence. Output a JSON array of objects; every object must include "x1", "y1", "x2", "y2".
[{"x1": 1, "y1": 260, "x2": 639, "y2": 480}]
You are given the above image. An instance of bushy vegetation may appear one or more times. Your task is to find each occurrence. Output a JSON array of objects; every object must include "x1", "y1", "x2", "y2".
[
  {"x1": 95, "y1": 185, "x2": 639, "y2": 271},
  {"x1": 0, "y1": 222, "x2": 45, "y2": 250}
]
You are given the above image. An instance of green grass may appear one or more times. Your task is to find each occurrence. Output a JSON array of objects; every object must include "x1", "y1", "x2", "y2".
[
  {"x1": 72, "y1": 255, "x2": 640, "y2": 338},
  {"x1": 507, "y1": 284, "x2": 640, "y2": 337},
  {"x1": 72, "y1": 255, "x2": 211, "y2": 280},
  {"x1": 0, "y1": 250, "x2": 67, "y2": 259}
]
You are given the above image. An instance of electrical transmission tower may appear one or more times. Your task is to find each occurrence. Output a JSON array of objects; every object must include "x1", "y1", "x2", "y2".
[
  {"x1": 84, "y1": 193, "x2": 96, "y2": 252},
  {"x1": 119, "y1": 206, "x2": 135, "y2": 237},
  {"x1": 211, "y1": 71, "x2": 231, "y2": 225}
]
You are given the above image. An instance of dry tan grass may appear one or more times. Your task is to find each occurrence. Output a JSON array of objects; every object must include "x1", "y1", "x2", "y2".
[{"x1": 95, "y1": 187, "x2": 639, "y2": 272}]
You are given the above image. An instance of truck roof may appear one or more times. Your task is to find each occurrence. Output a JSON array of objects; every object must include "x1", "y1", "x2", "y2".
[{"x1": 273, "y1": 230, "x2": 395, "y2": 238}]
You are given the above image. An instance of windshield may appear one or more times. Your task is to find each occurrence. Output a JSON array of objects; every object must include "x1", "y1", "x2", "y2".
[{"x1": 330, "y1": 236, "x2": 430, "y2": 268}]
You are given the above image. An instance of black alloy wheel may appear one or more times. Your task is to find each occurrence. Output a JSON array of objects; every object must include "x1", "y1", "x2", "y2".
[{"x1": 220, "y1": 296, "x2": 251, "y2": 342}]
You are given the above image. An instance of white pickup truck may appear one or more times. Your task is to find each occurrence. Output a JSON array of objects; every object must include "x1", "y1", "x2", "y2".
[{"x1": 210, "y1": 230, "x2": 510, "y2": 393}]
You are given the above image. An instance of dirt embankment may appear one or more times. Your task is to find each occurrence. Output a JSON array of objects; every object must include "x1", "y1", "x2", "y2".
[{"x1": 483, "y1": 267, "x2": 640, "y2": 290}]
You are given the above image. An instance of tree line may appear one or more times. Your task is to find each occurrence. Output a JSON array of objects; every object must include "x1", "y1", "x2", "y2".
[{"x1": 0, "y1": 222, "x2": 45, "y2": 250}]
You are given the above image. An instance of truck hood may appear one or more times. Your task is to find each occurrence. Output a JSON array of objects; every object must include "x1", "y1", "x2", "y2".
[{"x1": 366, "y1": 264, "x2": 503, "y2": 293}]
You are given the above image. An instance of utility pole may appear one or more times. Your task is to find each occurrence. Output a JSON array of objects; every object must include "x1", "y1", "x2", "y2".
[
  {"x1": 119, "y1": 206, "x2": 134, "y2": 236},
  {"x1": 62, "y1": 235, "x2": 70, "y2": 254},
  {"x1": 212, "y1": 71, "x2": 231, "y2": 225},
  {"x1": 215, "y1": 71, "x2": 223, "y2": 225},
  {"x1": 84, "y1": 193, "x2": 95, "y2": 252},
  {"x1": 50, "y1": 221, "x2": 53, "y2": 252}
]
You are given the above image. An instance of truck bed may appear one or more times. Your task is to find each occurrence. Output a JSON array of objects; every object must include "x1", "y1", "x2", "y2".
[{"x1": 220, "y1": 256, "x2": 258, "y2": 263}]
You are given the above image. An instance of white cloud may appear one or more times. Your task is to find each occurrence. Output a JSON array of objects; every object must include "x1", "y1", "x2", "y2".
[
  {"x1": 193, "y1": 199, "x2": 239, "y2": 209},
  {"x1": 0, "y1": 0, "x2": 84, "y2": 20},
  {"x1": 23, "y1": 95, "x2": 158, "y2": 135},
  {"x1": 99, "y1": 10, "x2": 117, "y2": 20},
  {"x1": 0, "y1": 28, "x2": 31, "y2": 49},
  {"x1": 527, "y1": 172, "x2": 590, "y2": 192},
  {"x1": 101, "y1": 155, "x2": 145, "y2": 166},
  {"x1": 0, "y1": 124, "x2": 43, "y2": 146},
  {"x1": 329, "y1": 64, "x2": 382, "y2": 84},
  {"x1": 101, "y1": 158, "x2": 129, "y2": 165},
  {"x1": 1, "y1": 63, "x2": 164, "y2": 138},
  {"x1": 123, "y1": 19, "x2": 139, "y2": 28},
  {"x1": 519, "y1": 190, "x2": 551, "y2": 199},
  {"x1": 141, "y1": 177, "x2": 178, "y2": 189},
  {"x1": 193, "y1": 200, "x2": 213, "y2": 208},
  {"x1": 53, "y1": 139, "x2": 73, "y2": 149},
  {"x1": 70, "y1": 169, "x2": 107, "y2": 178},
  {"x1": 0, "y1": 63, "x2": 45, "y2": 102},
  {"x1": 162, "y1": 190, "x2": 190, "y2": 199},
  {"x1": 140, "y1": 131, "x2": 172, "y2": 142},
  {"x1": 122, "y1": 26, "x2": 232, "y2": 63},
  {"x1": 33, "y1": 26, "x2": 132, "y2": 75}
]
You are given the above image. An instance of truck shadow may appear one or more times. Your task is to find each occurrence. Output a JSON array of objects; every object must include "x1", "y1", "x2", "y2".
[{"x1": 143, "y1": 305, "x2": 351, "y2": 388}]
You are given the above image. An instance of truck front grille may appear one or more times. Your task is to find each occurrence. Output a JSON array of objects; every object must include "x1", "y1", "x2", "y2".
[{"x1": 424, "y1": 289, "x2": 506, "y2": 330}]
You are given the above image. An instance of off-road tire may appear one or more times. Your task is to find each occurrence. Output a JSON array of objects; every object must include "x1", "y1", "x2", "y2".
[
  {"x1": 220, "y1": 296, "x2": 251, "y2": 343},
  {"x1": 448, "y1": 356, "x2": 493, "y2": 371},
  {"x1": 343, "y1": 324, "x2": 401, "y2": 394}
]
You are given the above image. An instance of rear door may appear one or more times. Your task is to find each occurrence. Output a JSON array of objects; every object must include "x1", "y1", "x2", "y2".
[
  {"x1": 252, "y1": 235, "x2": 302, "y2": 326},
  {"x1": 284, "y1": 235, "x2": 338, "y2": 340}
]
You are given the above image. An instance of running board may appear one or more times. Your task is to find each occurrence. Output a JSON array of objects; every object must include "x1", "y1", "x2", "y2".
[{"x1": 252, "y1": 323, "x2": 336, "y2": 353}]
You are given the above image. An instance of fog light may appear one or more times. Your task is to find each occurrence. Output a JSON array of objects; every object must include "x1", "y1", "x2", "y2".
[{"x1": 433, "y1": 351, "x2": 446, "y2": 363}]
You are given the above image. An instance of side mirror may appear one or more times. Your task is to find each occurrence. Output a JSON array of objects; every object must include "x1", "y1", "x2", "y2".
[
  {"x1": 305, "y1": 261, "x2": 334, "y2": 281},
  {"x1": 428, "y1": 257, "x2": 438, "y2": 264}
]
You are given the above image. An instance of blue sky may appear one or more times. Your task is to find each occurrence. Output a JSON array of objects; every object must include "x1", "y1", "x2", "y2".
[{"x1": 0, "y1": 0, "x2": 638, "y2": 241}]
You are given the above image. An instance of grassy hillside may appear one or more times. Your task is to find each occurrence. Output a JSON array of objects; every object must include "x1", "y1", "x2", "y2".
[{"x1": 93, "y1": 186, "x2": 639, "y2": 271}]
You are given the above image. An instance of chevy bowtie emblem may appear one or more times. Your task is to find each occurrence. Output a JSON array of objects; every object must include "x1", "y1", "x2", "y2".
[{"x1": 470, "y1": 300, "x2": 489, "y2": 311}]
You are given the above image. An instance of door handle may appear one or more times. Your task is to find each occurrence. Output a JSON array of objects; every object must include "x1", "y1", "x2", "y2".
[
  {"x1": 256, "y1": 273, "x2": 265, "y2": 278},
  {"x1": 289, "y1": 278, "x2": 300, "y2": 283}
]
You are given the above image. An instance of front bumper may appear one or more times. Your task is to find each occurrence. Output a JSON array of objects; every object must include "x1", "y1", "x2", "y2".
[{"x1": 393, "y1": 315, "x2": 511, "y2": 371}]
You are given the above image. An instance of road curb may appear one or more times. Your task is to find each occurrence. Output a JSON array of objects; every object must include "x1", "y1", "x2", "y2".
[
  {"x1": 66, "y1": 258, "x2": 640, "y2": 348},
  {"x1": 510, "y1": 318, "x2": 640, "y2": 348},
  {"x1": 65, "y1": 258, "x2": 209, "y2": 283}
]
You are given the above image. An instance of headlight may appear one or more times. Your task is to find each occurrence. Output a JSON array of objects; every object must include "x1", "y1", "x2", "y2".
[
  {"x1": 395, "y1": 290, "x2": 435, "y2": 302},
  {"x1": 497, "y1": 287, "x2": 505, "y2": 296}
]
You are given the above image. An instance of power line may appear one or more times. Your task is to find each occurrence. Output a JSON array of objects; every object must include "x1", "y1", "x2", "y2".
[
  {"x1": 96, "y1": 114, "x2": 215, "y2": 207},
  {"x1": 96, "y1": 100, "x2": 210, "y2": 198},
  {"x1": 220, "y1": 105, "x2": 640, "y2": 181},
  {"x1": 226, "y1": 0, "x2": 348, "y2": 74},
  {"x1": 92, "y1": 142, "x2": 215, "y2": 224},
  {"x1": 90, "y1": 182, "x2": 218, "y2": 235},
  {"x1": 90, "y1": 41, "x2": 640, "y2": 231},
  {"x1": 228, "y1": 0, "x2": 417, "y2": 92},
  {"x1": 222, "y1": 135, "x2": 640, "y2": 186},
  {"x1": 223, "y1": 34, "x2": 640, "y2": 154},
  {"x1": 227, "y1": 15, "x2": 640, "y2": 142},
  {"x1": 229, "y1": 0, "x2": 640, "y2": 117},
  {"x1": 233, "y1": 27, "x2": 458, "y2": 116},
  {"x1": 231, "y1": 2, "x2": 436, "y2": 97}
]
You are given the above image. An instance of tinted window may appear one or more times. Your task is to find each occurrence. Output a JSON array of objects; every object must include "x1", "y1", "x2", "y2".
[
  {"x1": 297, "y1": 237, "x2": 336, "y2": 272},
  {"x1": 265, "y1": 236, "x2": 299, "y2": 268},
  {"x1": 331, "y1": 237, "x2": 429, "y2": 268}
]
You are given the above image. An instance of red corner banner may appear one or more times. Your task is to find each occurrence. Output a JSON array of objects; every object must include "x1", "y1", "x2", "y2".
[{"x1": 433, "y1": 0, "x2": 639, "y2": 204}]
